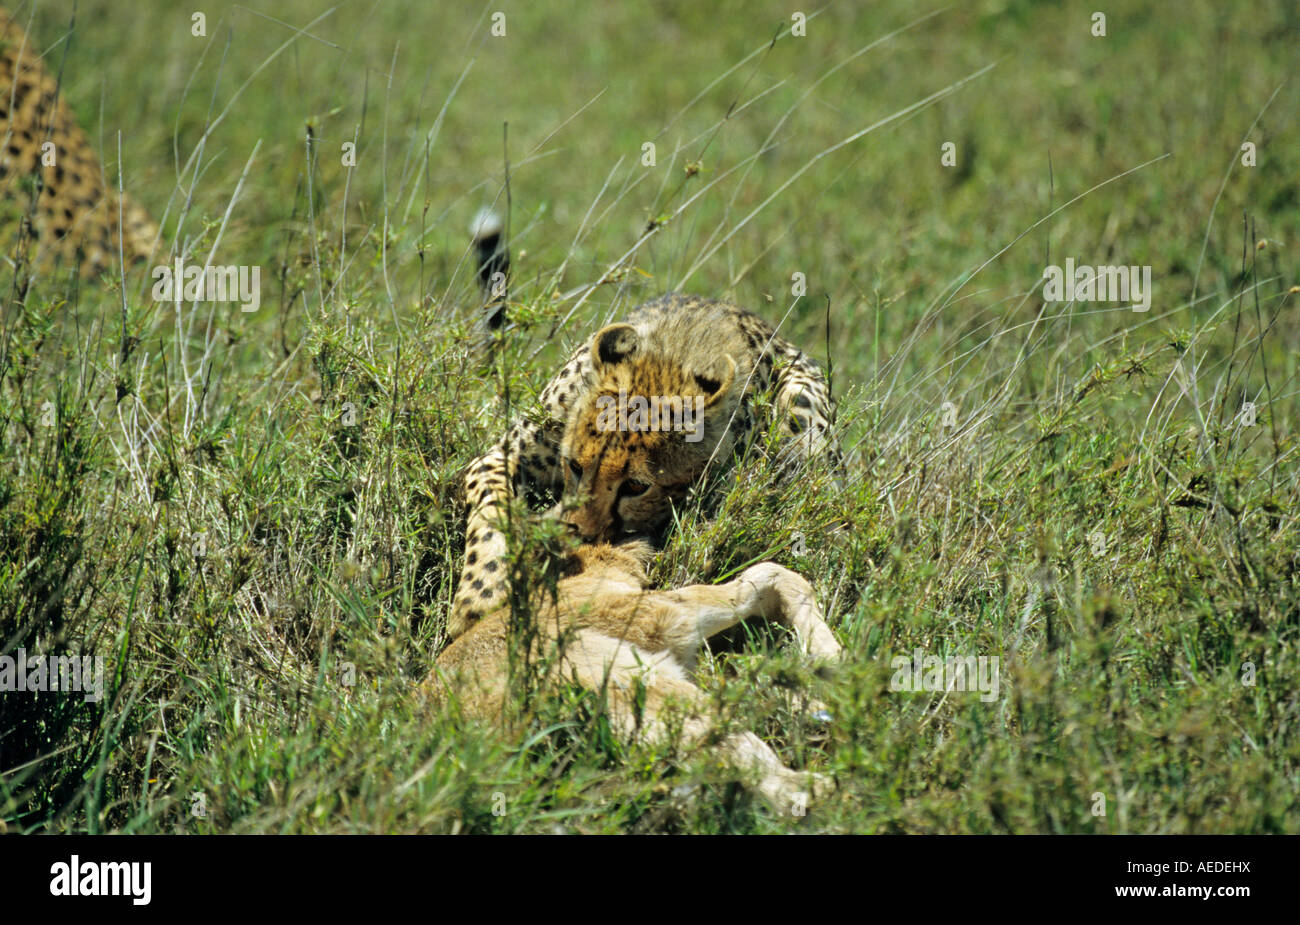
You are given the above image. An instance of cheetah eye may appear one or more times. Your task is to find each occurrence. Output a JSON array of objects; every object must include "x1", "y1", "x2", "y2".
[
  {"x1": 620, "y1": 480, "x2": 650, "y2": 497},
  {"x1": 568, "y1": 458, "x2": 583, "y2": 479}
]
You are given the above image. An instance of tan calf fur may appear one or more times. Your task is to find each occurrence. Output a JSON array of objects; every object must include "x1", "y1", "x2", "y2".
[{"x1": 424, "y1": 542, "x2": 841, "y2": 813}]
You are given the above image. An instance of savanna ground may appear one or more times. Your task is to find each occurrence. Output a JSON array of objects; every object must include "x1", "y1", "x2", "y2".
[{"x1": 2, "y1": 0, "x2": 1298, "y2": 833}]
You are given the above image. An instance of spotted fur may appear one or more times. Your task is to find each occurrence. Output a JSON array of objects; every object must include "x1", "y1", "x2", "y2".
[
  {"x1": 451, "y1": 293, "x2": 844, "y2": 639},
  {"x1": 0, "y1": 9, "x2": 156, "y2": 275}
]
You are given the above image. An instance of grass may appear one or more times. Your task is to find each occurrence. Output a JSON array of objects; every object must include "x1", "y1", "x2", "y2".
[{"x1": 1, "y1": 0, "x2": 1298, "y2": 833}]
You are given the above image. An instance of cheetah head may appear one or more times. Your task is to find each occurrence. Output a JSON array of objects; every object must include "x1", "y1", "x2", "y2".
[{"x1": 559, "y1": 322, "x2": 739, "y2": 543}]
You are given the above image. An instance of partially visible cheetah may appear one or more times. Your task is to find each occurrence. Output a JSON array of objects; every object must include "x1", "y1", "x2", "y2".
[
  {"x1": 424, "y1": 539, "x2": 841, "y2": 811},
  {"x1": 0, "y1": 8, "x2": 156, "y2": 275},
  {"x1": 451, "y1": 293, "x2": 844, "y2": 639}
]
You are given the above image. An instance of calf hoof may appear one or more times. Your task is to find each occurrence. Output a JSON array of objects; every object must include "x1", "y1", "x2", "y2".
[{"x1": 767, "y1": 770, "x2": 835, "y2": 817}]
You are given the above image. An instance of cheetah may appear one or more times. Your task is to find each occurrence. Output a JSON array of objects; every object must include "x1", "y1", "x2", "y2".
[
  {"x1": 0, "y1": 12, "x2": 845, "y2": 654},
  {"x1": 0, "y1": 8, "x2": 156, "y2": 276},
  {"x1": 424, "y1": 539, "x2": 841, "y2": 812},
  {"x1": 451, "y1": 292, "x2": 844, "y2": 639}
]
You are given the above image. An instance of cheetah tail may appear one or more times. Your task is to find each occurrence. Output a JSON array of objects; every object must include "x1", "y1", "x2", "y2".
[{"x1": 469, "y1": 207, "x2": 508, "y2": 331}]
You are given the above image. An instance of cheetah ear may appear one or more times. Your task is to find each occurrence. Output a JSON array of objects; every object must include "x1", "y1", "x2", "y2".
[
  {"x1": 695, "y1": 354, "x2": 737, "y2": 407},
  {"x1": 591, "y1": 324, "x2": 639, "y2": 370}
]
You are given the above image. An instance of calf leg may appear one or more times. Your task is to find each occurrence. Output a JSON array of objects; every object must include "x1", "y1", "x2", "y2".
[
  {"x1": 729, "y1": 562, "x2": 842, "y2": 662},
  {"x1": 563, "y1": 630, "x2": 831, "y2": 813},
  {"x1": 644, "y1": 562, "x2": 842, "y2": 666}
]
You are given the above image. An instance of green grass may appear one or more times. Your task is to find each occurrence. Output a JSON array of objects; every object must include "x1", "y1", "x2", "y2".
[{"x1": 2, "y1": 0, "x2": 1298, "y2": 833}]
